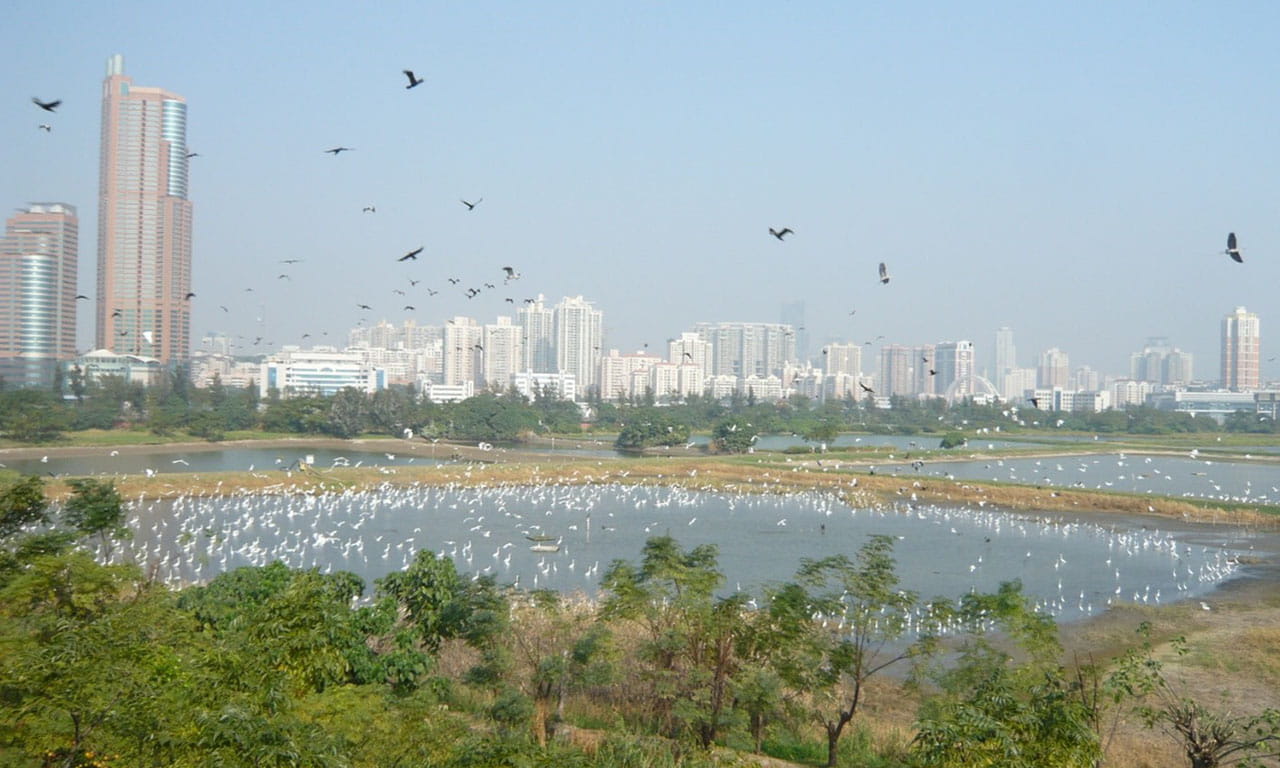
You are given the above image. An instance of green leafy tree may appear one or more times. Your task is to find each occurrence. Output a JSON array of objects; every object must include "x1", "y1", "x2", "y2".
[
  {"x1": 766, "y1": 535, "x2": 937, "y2": 768},
  {"x1": 377, "y1": 550, "x2": 506, "y2": 652},
  {"x1": 912, "y1": 581, "x2": 1100, "y2": 768},
  {"x1": 711, "y1": 417, "x2": 755, "y2": 453},
  {"x1": 600, "y1": 536, "x2": 746, "y2": 747},
  {"x1": 61, "y1": 479, "x2": 128, "y2": 558}
]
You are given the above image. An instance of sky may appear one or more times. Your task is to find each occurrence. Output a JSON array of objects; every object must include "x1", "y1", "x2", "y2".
[{"x1": 3, "y1": 1, "x2": 1279, "y2": 380}]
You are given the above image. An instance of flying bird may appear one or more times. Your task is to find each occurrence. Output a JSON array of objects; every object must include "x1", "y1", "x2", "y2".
[
  {"x1": 110, "y1": 309, "x2": 122, "y2": 318},
  {"x1": 186, "y1": 151, "x2": 199, "y2": 158},
  {"x1": 461, "y1": 198, "x2": 483, "y2": 211},
  {"x1": 278, "y1": 274, "x2": 290, "y2": 280},
  {"x1": 1028, "y1": 396, "x2": 1041, "y2": 408},
  {"x1": 447, "y1": 277, "x2": 460, "y2": 285},
  {"x1": 769, "y1": 227, "x2": 793, "y2": 241},
  {"x1": 403, "y1": 305, "x2": 416, "y2": 311},
  {"x1": 403, "y1": 69, "x2": 424, "y2": 89},
  {"x1": 184, "y1": 292, "x2": 196, "y2": 300},
  {"x1": 324, "y1": 146, "x2": 354, "y2": 155},
  {"x1": 1225, "y1": 232, "x2": 1243, "y2": 263},
  {"x1": 362, "y1": 206, "x2": 376, "y2": 213},
  {"x1": 502, "y1": 266, "x2": 520, "y2": 280},
  {"x1": 38, "y1": 124, "x2": 52, "y2": 132},
  {"x1": 357, "y1": 304, "x2": 372, "y2": 310},
  {"x1": 505, "y1": 297, "x2": 515, "y2": 303},
  {"x1": 682, "y1": 351, "x2": 694, "y2": 361},
  {"x1": 427, "y1": 288, "x2": 439, "y2": 296},
  {"x1": 399, "y1": 246, "x2": 424, "y2": 262},
  {"x1": 465, "y1": 287, "x2": 480, "y2": 298},
  {"x1": 219, "y1": 305, "x2": 229, "y2": 313},
  {"x1": 859, "y1": 382, "x2": 874, "y2": 394},
  {"x1": 74, "y1": 294, "x2": 89, "y2": 301},
  {"x1": 408, "y1": 278, "x2": 421, "y2": 286},
  {"x1": 32, "y1": 97, "x2": 61, "y2": 112},
  {"x1": 879, "y1": 262, "x2": 891, "y2": 284},
  {"x1": 929, "y1": 369, "x2": 937, "y2": 376},
  {"x1": 392, "y1": 289, "x2": 406, "y2": 296}
]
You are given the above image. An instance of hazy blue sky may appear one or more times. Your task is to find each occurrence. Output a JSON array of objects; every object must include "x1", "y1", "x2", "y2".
[{"x1": 3, "y1": 1, "x2": 1278, "y2": 379}]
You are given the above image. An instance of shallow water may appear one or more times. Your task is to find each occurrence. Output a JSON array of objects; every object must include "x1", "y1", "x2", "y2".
[
  {"x1": 0, "y1": 446, "x2": 450, "y2": 477},
  {"x1": 105, "y1": 482, "x2": 1260, "y2": 624},
  {"x1": 881, "y1": 453, "x2": 1280, "y2": 505}
]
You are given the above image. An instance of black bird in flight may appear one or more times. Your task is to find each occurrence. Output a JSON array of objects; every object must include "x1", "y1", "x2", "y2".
[
  {"x1": 110, "y1": 309, "x2": 123, "y2": 318},
  {"x1": 465, "y1": 287, "x2": 480, "y2": 298},
  {"x1": 523, "y1": 298, "x2": 536, "y2": 304},
  {"x1": 859, "y1": 382, "x2": 875, "y2": 394},
  {"x1": 357, "y1": 304, "x2": 372, "y2": 310},
  {"x1": 362, "y1": 206, "x2": 376, "y2": 213},
  {"x1": 408, "y1": 278, "x2": 421, "y2": 286},
  {"x1": 403, "y1": 305, "x2": 416, "y2": 311},
  {"x1": 426, "y1": 288, "x2": 439, "y2": 296},
  {"x1": 879, "y1": 262, "x2": 891, "y2": 284},
  {"x1": 278, "y1": 274, "x2": 290, "y2": 280},
  {"x1": 184, "y1": 292, "x2": 196, "y2": 300},
  {"x1": 38, "y1": 124, "x2": 52, "y2": 132},
  {"x1": 447, "y1": 277, "x2": 460, "y2": 285},
  {"x1": 399, "y1": 246, "x2": 424, "y2": 262},
  {"x1": 929, "y1": 369, "x2": 937, "y2": 376},
  {"x1": 393, "y1": 289, "x2": 406, "y2": 296},
  {"x1": 502, "y1": 266, "x2": 520, "y2": 280},
  {"x1": 116, "y1": 330, "x2": 129, "y2": 337},
  {"x1": 324, "y1": 146, "x2": 354, "y2": 155},
  {"x1": 682, "y1": 351, "x2": 694, "y2": 361},
  {"x1": 74, "y1": 294, "x2": 89, "y2": 301},
  {"x1": 461, "y1": 198, "x2": 483, "y2": 211},
  {"x1": 219, "y1": 305, "x2": 229, "y2": 313},
  {"x1": 1028, "y1": 396, "x2": 1041, "y2": 408},
  {"x1": 32, "y1": 97, "x2": 61, "y2": 112},
  {"x1": 505, "y1": 298, "x2": 515, "y2": 303},
  {"x1": 403, "y1": 69, "x2": 424, "y2": 89},
  {"x1": 186, "y1": 152, "x2": 199, "y2": 158},
  {"x1": 1225, "y1": 232, "x2": 1243, "y2": 263},
  {"x1": 769, "y1": 227, "x2": 793, "y2": 241},
  {"x1": 484, "y1": 282, "x2": 495, "y2": 289}
]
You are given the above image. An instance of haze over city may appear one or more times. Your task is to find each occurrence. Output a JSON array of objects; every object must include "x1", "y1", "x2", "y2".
[{"x1": 3, "y1": 2, "x2": 1278, "y2": 378}]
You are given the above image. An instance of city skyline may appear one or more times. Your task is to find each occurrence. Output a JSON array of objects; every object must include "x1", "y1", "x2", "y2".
[{"x1": 4, "y1": 4, "x2": 1279, "y2": 378}]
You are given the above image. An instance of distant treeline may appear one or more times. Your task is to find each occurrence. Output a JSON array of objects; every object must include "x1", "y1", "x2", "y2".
[{"x1": 1, "y1": 367, "x2": 1273, "y2": 447}]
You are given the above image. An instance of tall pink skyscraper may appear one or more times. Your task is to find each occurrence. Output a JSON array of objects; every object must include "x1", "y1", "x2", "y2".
[
  {"x1": 96, "y1": 54, "x2": 192, "y2": 364},
  {"x1": 1221, "y1": 306, "x2": 1260, "y2": 391},
  {"x1": 0, "y1": 204, "x2": 79, "y2": 388}
]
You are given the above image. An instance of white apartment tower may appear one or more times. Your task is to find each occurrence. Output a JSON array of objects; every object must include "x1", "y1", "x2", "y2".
[
  {"x1": 481, "y1": 316, "x2": 522, "y2": 391},
  {"x1": 443, "y1": 317, "x2": 482, "y2": 386},
  {"x1": 555, "y1": 295, "x2": 603, "y2": 394},
  {"x1": 517, "y1": 294, "x2": 555, "y2": 373}
]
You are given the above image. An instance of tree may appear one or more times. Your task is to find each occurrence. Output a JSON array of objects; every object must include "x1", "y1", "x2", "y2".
[
  {"x1": 377, "y1": 550, "x2": 506, "y2": 653},
  {"x1": 711, "y1": 417, "x2": 755, "y2": 453},
  {"x1": 326, "y1": 387, "x2": 367, "y2": 439},
  {"x1": 1110, "y1": 623, "x2": 1280, "y2": 768},
  {"x1": 772, "y1": 535, "x2": 937, "y2": 768},
  {"x1": 600, "y1": 536, "x2": 746, "y2": 747},
  {"x1": 0, "y1": 475, "x2": 48, "y2": 540},
  {"x1": 912, "y1": 581, "x2": 1100, "y2": 768},
  {"x1": 802, "y1": 418, "x2": 840, "y2": 451},
  {"x1": 61, "y1": 479, "x2": 128, "y2": 558}
]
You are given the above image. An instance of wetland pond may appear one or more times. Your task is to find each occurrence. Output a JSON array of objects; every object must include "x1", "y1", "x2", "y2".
[{"x1": 104, "y1": 481, "x2": 1266, "y2": 624}]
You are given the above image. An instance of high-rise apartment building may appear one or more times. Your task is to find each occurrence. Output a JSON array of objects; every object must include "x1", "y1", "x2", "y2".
[
  {"x1": 878, "y1": 345, "x2": 917, "y2": 398},
  {"x1": 822, "y1": 343, "x2": 861, "y2": 378},
  {"x1": 96, "y1": 54, "x2": 193, "y2": 364},
  {"x1": 1129, "y1": 336, "x2": 1194, "y2": 386},
  {"x1": 0, "y1": 204, "x2": 79, "y2": 388},
  {"x1": 555, "y1": 296, "x2": 603, "y2": 393},
  {"x1": 934, "y1": 340, "x2": 975, "y2": 400},
  {"x1": 994, "y1": 327, "x2": 1016, "y2": 380},
  {"x1": 1221, "y1": 306, "x2": 1261, "y2": 391},
  {"x1": 443, "y1": 316, "x2": 482, "y2": 386},
  {"x1": 693, "y1": 322, "x2": 796, "y2": 379},
  {"x1": 1037, "y1": 347, "x2": 1070, "y2": 389},
  {"x1": 481, "y1": 316, "x2": 522, "y2": 390},
  {"x1": 780, "y1": 300, "x2": 808, "y2": 363},
  {"x1": 518, "y1": 294, "x2": 555, "y2": 373}
]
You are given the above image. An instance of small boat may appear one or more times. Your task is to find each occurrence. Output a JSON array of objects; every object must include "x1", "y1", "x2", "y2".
[
  {"x1": 529, "y1": 542, "x2": 560, "y2": 553},
  {"x1": 525, "y1": 533, "x2": 556, "y2": 542}
]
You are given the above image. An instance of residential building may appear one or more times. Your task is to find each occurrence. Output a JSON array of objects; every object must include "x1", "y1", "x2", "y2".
[
  {"x1": 1221, "y1": 306, "x2": 1261, "y2": 391},
  {"x1": 822, "y1": 342, "x2": 861, "y2": 378},
  {"x1": 878, "y1": 344, "x2": 917, "y2": 398},
  {"x1": 0, "y1": 203, "x2": 78, "y2": 388},
  {"x1": 1001, "y1": 367, "x2": 1037, "y2": 403},
  {"x1": 780, "y1": 300, "x2": 808, "y2": 363},
  {"x1": 71, "y1": 348, "x2": 163, "y2": 387},
  {"x1": 693, "y1": 321, "x2": 795, "y2": 379},
  {"x1": 555, "y1": 295, "x2": 603, "y2": 394},
  {"x1": 511, "y1": 371, "x2": 576, "y2": 401},
  {"x1": 1037, "y1": 347, "x2": 1070, "y2": 389},
  {"x1": 481, "y1": 316, "x2": 522, "y2": 390},
  {"x1": 935, "y1": 340, "x2": 975, "y2": 403},
  {"x1": 993, "y1": 326, "x2": 1016, "y2": 381},
  {"x1": 517, "y1": 295, "x2": 555, "y2": 373},
  {"x1": 443, "y1": 316, "x2": 482, "y2": 386},
  {"x1": 96, "y1": 55, "x2": 193, "y2": 364},
  {"x1": 598, "y1": 349, "x2": 662, "y2": 401}
]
